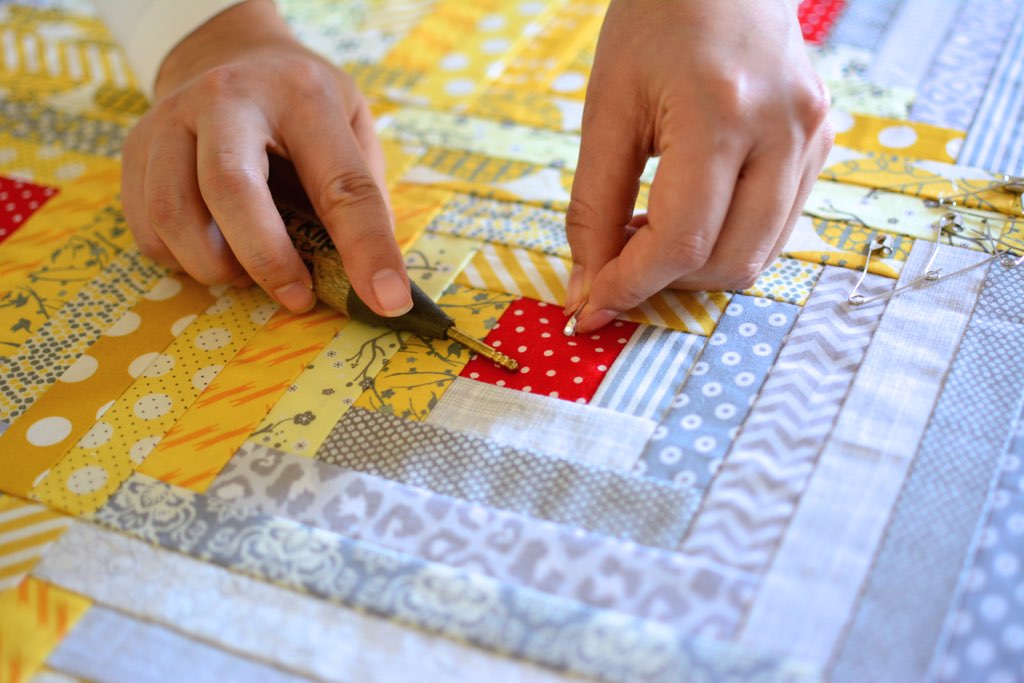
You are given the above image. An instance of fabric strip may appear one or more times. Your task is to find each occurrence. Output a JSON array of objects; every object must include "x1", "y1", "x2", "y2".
[
  {"x1": 0, "y1": 576, "x2": 90, "y2": 683},
  {"x1": 831, "y1": 257, "x2": 1024, "y2": 683},
  {"x1": 30, "y1": 285, "x2": 270, "y2": 516},
  {"x1": 35, "y1": 521, "x2": 578, "y2": 683},
  {"x1": 47, "y1": 607, "x2": 310, "y2": 683},
  {"x1": 829, "y1": 0, "x2": 904, "y2": 50},
  {"x1": 910, "y1": 0, "x2": 1022, "y2": 130},
  {"x1": 866, "y1": 0, "x2": 963, "y2": 90},
  {"x1": 590, "y1": 325, "x2": 705, "y2": 422},
  {"x1": 90, "y1": 474, "x2": 817, "y2": 683},
  {"x1": 666, "y1": 267, "x2": 893, "y2": 638},
  {"x1": 0, "y1": 495, "x2": 71, "y2": 591},
  {"x1": 958, "y1": 8, "x2": 1024, "y2": 173},
  {"x1": 639, "y1": 295, "x2": 799, "y2": 490},
  {"x1": 212, "y1": 442, "x2": 776, "y2": 630},
  {"x1": 426, "y1": 376, "x2": 655, "y2": 471},
  {"x1": 0, "y1": 275, "x2": 212, "y2": 496},
  {"x1": 318, "y1": 407, "x2": 699, "y2": 549},
  {"x1": 739, "y1": 242, "x2": 992, "y2": 666},
  {"x1": 931, "y1": 412, "x2": 1024, "y2": 683}
]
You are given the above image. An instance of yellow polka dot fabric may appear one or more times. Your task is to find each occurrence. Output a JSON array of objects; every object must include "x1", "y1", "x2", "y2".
[
  {"x1": 30, "y1": 286, "x2": 271, "y2": 516},
  {"x1": 0, "y1": 275, "x2": 214, "y2": 496}
]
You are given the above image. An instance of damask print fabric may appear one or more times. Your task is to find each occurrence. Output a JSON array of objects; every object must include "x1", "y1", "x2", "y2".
[{"x1": 2, "y1": 1, "x2": 1024, "y2": 682}]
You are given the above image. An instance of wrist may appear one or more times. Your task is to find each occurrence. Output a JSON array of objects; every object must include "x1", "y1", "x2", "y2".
[{"x1": 154, "y1": 0, "x2": 295, "y2": 98}]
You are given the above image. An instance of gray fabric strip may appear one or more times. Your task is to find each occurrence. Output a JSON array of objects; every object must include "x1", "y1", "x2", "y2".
[
  {"x1": 316, "y1": 407, "x2": 699, "y2": 549},
  {"x1": 831, "y1": 259, "x2": 1024, "y2": 683}
]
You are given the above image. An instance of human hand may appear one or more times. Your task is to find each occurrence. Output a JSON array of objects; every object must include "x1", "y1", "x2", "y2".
[
  {"x1": 122, "y1": 0, "x2": 411, "y2": 316},
  {"x1": 564, "y1": 0, "x2": 832, "y2": 333}
]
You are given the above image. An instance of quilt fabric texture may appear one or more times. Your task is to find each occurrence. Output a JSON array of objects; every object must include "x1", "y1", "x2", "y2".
[{"x1": 1, "y1": 1, "x2": 1023, "y2": 683}]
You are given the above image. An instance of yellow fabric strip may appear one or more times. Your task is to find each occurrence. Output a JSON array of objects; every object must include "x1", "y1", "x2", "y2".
[
  {"x1": 0, "y1": 275, "x2": 214, "y2": 497},
  {"x1": 0, "y1": 133, "x2": 119, "y2": 189},
  {"x1": 391, "y1": 185, "x2": 453, "y2": 251},
  {"x1": 0, "y1": 497, "x2": 70, "y2": 592},
  {"x1": 456, "y1": 242, "x2": 729, "y2": 335},
  {"x1": 832, "y1": 113, "x2": 965, "y2": 164},
  {"x1": 351, "y1": 284, "x2": 515, "y2": 421},
  {"x1": 494, "y1": 0, "x2": 604, "y2": 93},
  {"x1": 822, "y1": 146, "x2": 1019, "y2": 215},
  {"x1": 251, "y1": 231, "x2": 479, "y2": 457},
  {"x1": 138, "y1": 304, "x2": 344, "y2": 493},
  {"x1": 29, "y1": 286, "x2": 272, "y2": 517},
  {"x1": 382, "y1": 0, "x2": 501, "y2": 72},
  {"x1": 408, "y1": 0, "x2": 568, "y2": 106},
  {"x1": 0, "y1": 577, "x2": 89, "y2": 683}
]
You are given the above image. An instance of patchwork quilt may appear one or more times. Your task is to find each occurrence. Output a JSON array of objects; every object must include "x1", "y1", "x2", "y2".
[{"x1": 0, "y1": 1, "x2": 1022, "y2": 682}]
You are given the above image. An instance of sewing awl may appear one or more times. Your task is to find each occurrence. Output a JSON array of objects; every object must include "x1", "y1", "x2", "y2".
[{"x1": 267, "y1": 156, "x2": 518, "y2": 371}]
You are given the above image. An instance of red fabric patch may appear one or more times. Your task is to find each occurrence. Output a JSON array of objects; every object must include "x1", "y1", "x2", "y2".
[
  {"x1": 798, "y1": 0, "x2": 846, "y2": 44},
  {"x1": 460, "y1": 297, "x2": 639, "y2": 404},
  {"x1": 0, "y1": 176, "x2": 58, "y2": 246}
]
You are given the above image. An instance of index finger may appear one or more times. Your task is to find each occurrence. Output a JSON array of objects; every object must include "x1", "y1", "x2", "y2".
[
  {"x1": 282, "y1": 87, "x2": 411, "y2": 317},
  {"x1": 576, "y1": 141, "x2": 743, "y2": 333}
]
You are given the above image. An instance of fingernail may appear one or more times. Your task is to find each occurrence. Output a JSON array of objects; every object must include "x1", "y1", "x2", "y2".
[
  {"x1": 274, "y1": 281, "x2": 315, "y2": 313},
  {"x1": 564, "y1": 265, "x2": 584, "y2": 315},
  {"x1": 372, "y1": 268, "x2": 413, "y2": 316},
  {"x1": 577, "y1": 309, "x2": 619, "y2": 334}
]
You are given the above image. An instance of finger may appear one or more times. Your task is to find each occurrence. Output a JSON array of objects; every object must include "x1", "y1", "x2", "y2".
[
  {"x1": 766, "y1": 121, "x2": 835, "y2": 262},
  {"x1": 668, "y1": 145, "x2": 802, "y2": 292},
  {"x1": 349, "y1": 93, "x2": 391, "y2": 215},
  {"x1": 282, "y1": 92, "x2": 411, "y2": 317},
  {"x1": 195, "y1": 105, "x2": 315, "y2": 313},
  {"x1": 576, "y1": 140, "x2": 744, "y2": 333},
  {"x1": 563, "y1": 71, "x2": 648, "y2": 314},
  {"x1": 144, "y1": 125, "x2": 244, "y2": 285},
  {"x1": 122, "y1": 125, "x2": 180, "y2": 270}
]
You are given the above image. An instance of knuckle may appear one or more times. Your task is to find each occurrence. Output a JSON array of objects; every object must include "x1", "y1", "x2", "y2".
[
  {"x1": 726, "y1": 263, "x2": 764, "y2": 291},
  {"x1": 315, "y1": 169, "x2": 382, "y2": 215},
  {"x1": 241, "y1": 247, "x2": 293, "y2": 283},
  {"x1": 134, "y1": 232, "x2": 174, "y2": 265},
  {"x1": 664, "y1": 232, "x2": 713, "y2": 272},
  {"x1": 200, "y1": 157, "x2": 263, "y2": 197},
  {"x1": 793, "y1": 78, "x2": 831, "y2": 132},
  {"x1": 194, "y1": 64, "x2": 241, "y2": 99},
  {"x1": 565, "y1": 196, "x2": 605, "y2": 240},
  {"x1": 145, "y1": 191, "x2": 189, "y2": 231}
]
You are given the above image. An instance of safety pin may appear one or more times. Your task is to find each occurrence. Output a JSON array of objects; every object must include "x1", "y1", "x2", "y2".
[
  {"x1": 849, "y1": 214, "x2": 946, "y2": 307},
  {"x1": 848, "y1": 233, "x2": 897, "y2": 306},
  {"x1": 933, "y1": 174, "x2": 1024, "y2": 214}
]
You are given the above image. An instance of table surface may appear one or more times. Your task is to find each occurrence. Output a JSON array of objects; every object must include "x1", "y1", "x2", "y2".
[{"x1": 1, "y1": 1, "x2": 1023, "y2": 682}]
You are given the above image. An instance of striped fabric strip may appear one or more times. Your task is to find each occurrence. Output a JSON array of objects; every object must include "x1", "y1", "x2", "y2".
[
  {"x1": 0, "y1": 496, "x2": 70, "y2": 591},
  {"x1": 590, "y1": 325, "x2": 704, "y2": 422},
  {"x1": 831, "y1": 256, "x2": 1024, "y2": 683},
  {"x1": 456, "y1": 242, "x2": 731, "y2": 335},
  {"x1": 958, "y1": 9, "x2": 1024, "y2": 174},
  {"x1": 738, "y1": 242, "x2": 992, "y2": 667}
]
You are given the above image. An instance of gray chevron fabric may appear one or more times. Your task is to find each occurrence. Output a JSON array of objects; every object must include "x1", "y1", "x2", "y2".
[{"x1": 644, "y1": 267, "x2": 894, "y2": 639}]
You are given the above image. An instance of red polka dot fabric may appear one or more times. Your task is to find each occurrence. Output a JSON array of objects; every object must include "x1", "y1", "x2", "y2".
[
  {"x1": 460, "y1": 297, "x2": 639, "y2": 404},
  {"x1": 798, "y1": 0, "x2": 846, "y2": 44},
  {"x1": 0, "y1": 176, "x2": 58, "y2": 246}
]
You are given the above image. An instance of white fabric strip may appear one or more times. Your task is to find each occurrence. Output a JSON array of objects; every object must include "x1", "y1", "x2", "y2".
[
  {"x1": 92, "y1": 0, "x2": 244, "y2": 95},
  {"x1": 36, "y1": 521, "x2": 577, "y2": 683},
  {"x1": 738, "y1": 242, "x2": 991, "y2": 666},
  {"x1": 866, "y1": 0, "x2": 964, "y2": 89},
  {"x1": 427, "y1": 377, "x2": 656, "y2": 471}
]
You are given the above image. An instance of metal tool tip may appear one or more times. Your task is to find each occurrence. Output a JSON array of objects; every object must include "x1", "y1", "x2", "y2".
[{"x1": 563, "y1": 303, "x2": 585, "y2": 337}]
